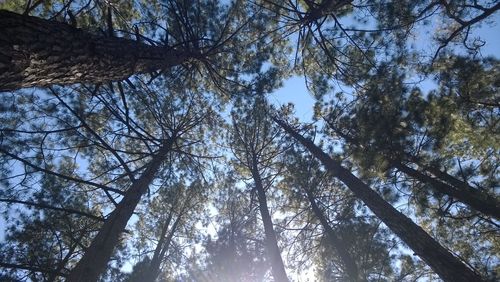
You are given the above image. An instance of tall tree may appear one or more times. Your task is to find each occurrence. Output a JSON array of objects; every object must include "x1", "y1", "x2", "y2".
[
  {"x1": 273, "y1": 115, "x2": 484, "y2": 282},
  {"x1": 317, "y1": 63, "x2": 499, "y2": 219},
  {"x1": 280, "y1": 147, "x2": 397, "y2": 281},
  {"x1": 0, "y1": 75, "x2": 222, "y2": 281},
  {"x1": 0, "y1": 10, "x2": 189, "y2": 90},
  {"x1": 65, "y1": 81, "x2": 219, "y2": 281},
  {"x1": 230, "y1": 97, "x2": 290, "y2": 282},
  {"x1": 195, "y1": 173, "x2": 269, "y2": 282}
]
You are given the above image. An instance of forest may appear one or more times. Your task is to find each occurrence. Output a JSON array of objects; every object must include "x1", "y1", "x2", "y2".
[{"x1": 0, "y1": 0, "x2": 499, "y2": 281}]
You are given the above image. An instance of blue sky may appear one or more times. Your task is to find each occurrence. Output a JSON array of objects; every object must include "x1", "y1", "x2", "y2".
[{"x1": 270, "y1": 12, "x2": 500, "y2": 124}]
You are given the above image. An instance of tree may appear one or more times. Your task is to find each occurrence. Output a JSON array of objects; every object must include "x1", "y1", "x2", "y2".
[
  {"x1": 195, "y1": 173, "x2": 269, "y2": 282},
  {"x1": 1, "y1": 76, "x2": 222, "y2": 281},
  {"x1": 315, "y1": 61, "x2": 499, "y2": 219},
  {"x1": 282, "y1": 148, "x2": 362, "y2": 281},
  {"x1": 273, "y1": 115, "x2": 484, "y2": 282},
  {"x1": 229, "y1": 97, "x2": 290, "y2": 282},
  {"x1": 0, "y1": 10, "x2": 190, "y2": 91}
]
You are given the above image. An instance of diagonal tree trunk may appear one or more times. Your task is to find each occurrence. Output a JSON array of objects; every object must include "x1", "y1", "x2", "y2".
[
  {"x1": 304, "y1": 188, "x2": 364, "y2": 282},
  {"x1": 146, "y1": 213, "x2": 182, "y2": 282},
  {"x1": 251, "y1": 160, "x2": 289, "y2": 282},
  {"x1": 328, "y1": 125, "x2": 500, "y2": 219},
  {"x1": 274, "y1": 117, "x2": 484, "y2": 282},
  {"x1": 393, "y1": 162, "x2": 500, "y2": 219},
  {"x1": 66, "y1": 139, "x2": 174, "y2": 282},
  {"x1": 0, "y1": 10, "x2": 190, "y2": 91}
]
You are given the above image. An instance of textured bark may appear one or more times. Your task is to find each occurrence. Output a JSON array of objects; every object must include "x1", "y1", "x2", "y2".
[
  {"x1": 0, "y1": 10, "x2": 190, "y2": 91},
  {"x1": 395, "y1": 162, "x2": 500, "y2": 219},
  {"x1": 274, "y1": 118, "x2": 484, "y2": 282},
  {"x1": 304, "y1": 189, "x2": 364, "y2": 282},
  {"x1": 251, "y1": 161, "x2": 289, "y2": 282},
  {"x1": 66, "y1": 140, "x2": 174, "y2": 282}
]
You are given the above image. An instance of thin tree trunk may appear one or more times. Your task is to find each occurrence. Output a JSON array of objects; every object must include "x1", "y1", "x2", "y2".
[
  {"x1": 0, "y1": 10, "x2": 190, "y2": 91},
  {"x1": 329, "y1": 125, "x2": 500, "y2": 219},
  {"x1": 251, "y1": 161, "x2": 289, "y2": 282},
  {"x1": 66, "y1": 139, "x2": 174, "y2": 282},
  {"x1": 394, "y1": 162, "x2": 500, "y2": 219},
  {"x1": 304, "y1": 188, "x2": 364, "y2": 282},
  {"x1": 274, "y1": 118, "x2": 484, "y2": 282},
  {"x1": 146, "y1": 213, "x2": 182, "y2": 282}
]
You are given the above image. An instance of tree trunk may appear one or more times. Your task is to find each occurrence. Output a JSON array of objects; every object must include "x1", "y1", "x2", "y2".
[
  {"x1": 251, "y1": 161, "x2": 289, "y2": 282},
  {"x1": 304, "y1": 189, "x2": 364, "y2": 282},
  {"x1": 66, "y1": 139, "x2": 174, "y2": 282},
  {"x1": 0, "y1": 10, "x2": 190, "y2": 91},
  {"x1": 394, "y1": 162, "x2": 500, "y2": 219},
  {"x1": 329, "y1": 125, "x2": 500, "y2": 219},
  {"x1": 146, "y1": 213, "x2": 182, "y2": 282},
  {"x1": 274, "y1": 118, "x2": 484, "y2": 282}
]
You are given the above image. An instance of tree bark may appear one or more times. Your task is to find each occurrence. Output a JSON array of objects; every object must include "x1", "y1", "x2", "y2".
[
  {"x1": 274, "y1": 118, "x2": 484, "y2": 282},
  {"x1": 66, "y1": 139, "x2": 174, "y2": 282},
  {"x1": 0, "y1": 10, "x2": 190, "y2": 91},
  {"x1": 304, "y1": 189, "x2": 364, "y2": 282},
  {"x1": 251, "y1": 160, "x2": 289, "y2": 282}
]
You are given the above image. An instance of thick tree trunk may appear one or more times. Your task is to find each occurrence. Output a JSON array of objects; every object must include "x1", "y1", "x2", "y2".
[
  {"x1": 304, "y1": 189, "x2": 364, "y2": 282},
  {"x1": 394, "y1": 162, "x2": 500, "y2": 219},
  {"x1": 274, "y1": 118, "x2": 484, "y2": 282},
  {"x1": 251, "y1": 161, "x2": 289, "y2": 282},
  {"x1": 66, "y1": 139, "x2": 174, "y2": 282},
  {"x1": 0, "y1": 10, "x2": 190, "y2": 91}
]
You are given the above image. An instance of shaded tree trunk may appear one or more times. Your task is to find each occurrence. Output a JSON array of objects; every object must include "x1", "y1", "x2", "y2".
[
  {"x1": 66, "y1": 139, "x2": 174, "y2": 282},
  {"x1": 394, "y1": 162, "x2": 500, "y2": 219},
  {"x1": 304, "y1": 188, "x2": 364, "y2": 282},
  {"x1": 251, "y1": 161, "x2": 289, "y2": 282},
  {"x1": 146, "y1": 213, "x2": 182, "y2": 282},
  {"x1": 329, "y1": 125, "x2": 500, "y2": 219},
  {"x1": 0, "y1": 10, "x2": 190, "y2": 91},
  {"x1": 274, "y1": 118, "x2": 484, "y2": 282}
]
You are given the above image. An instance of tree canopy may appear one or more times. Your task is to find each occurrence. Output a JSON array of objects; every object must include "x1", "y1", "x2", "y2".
[{"x1": 0, "y1": 0, "x2": 499, "y2": 281}]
